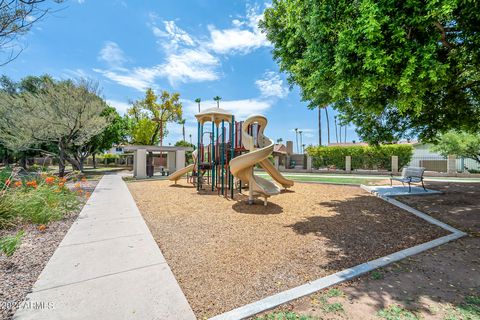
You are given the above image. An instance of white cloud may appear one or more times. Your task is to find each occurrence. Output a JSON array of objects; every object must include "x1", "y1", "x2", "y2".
[
  {"x1": 255, "y1": 71, "x2": 288, "y2": 98},
  {"x1": 93, "y1": 66, "x2": 159, "y2": 92},
  {"x1": 98, "y1": 41, "x2": 126, "y2": 67},
  {"x1": 106, "y1": 99, "x2": 131, "y2": 115},
  {"x1": 207, "y1": 6, "x2": 269, "y2": 54},
  {"x1": 158, "y1": 49, "x2": 219, "y2": 85},
  {"x1": 94, "y1": 5, "x2": 269, "y2": 89},
  {"x1": 153, "y1": 21, "x2": 195, "y2": 49}
]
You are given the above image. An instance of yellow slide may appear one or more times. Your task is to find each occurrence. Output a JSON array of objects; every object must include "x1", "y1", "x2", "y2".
[
  {"x1": 169, "y1": 150, "x2": 197, "y2": 183},
  {"x1": 230, "y1": 115, "x2": 291, "y2": 205}
]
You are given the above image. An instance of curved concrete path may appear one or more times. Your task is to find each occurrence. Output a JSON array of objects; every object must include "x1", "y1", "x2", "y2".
[{"x1": 14, "y1": 175, "x2": 195, "y2": 320}]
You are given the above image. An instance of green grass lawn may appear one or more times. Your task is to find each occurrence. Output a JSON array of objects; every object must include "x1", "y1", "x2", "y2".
[{"x1": 256, "y1": 173, "x2": 383, "y2": 185}]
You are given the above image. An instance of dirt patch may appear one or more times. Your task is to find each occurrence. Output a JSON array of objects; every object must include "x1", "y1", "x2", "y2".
[
  {"x1": 0, "y1": 179, "x2": 99, "y2": 320},
  {"x1": 128, "y1": 179, "x2": 448, "y2": 318},
  {"x1": 261, "y1": 181, "x2": 480, "y2": 320}
]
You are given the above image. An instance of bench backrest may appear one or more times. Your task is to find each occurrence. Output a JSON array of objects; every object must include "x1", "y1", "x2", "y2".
[{"x1": 401, "y1": 167, "x2": 425, "y2": 178}]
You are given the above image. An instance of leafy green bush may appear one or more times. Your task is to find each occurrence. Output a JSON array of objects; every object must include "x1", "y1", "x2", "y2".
[
  {"x1": 8, "y1": 184, "x2": 79, "y2": 224},
  {"x1": 1, "y1": 173, "x2": 82, "y2": 228},
  {"x1": 0, "y1": 230, "x2": 24, "y2": 257},
  {"x1": 306, "y1": 145, "x2": 413, "y2": 171},
  {"x1": 97, "y1": 153, "x2": 119, "y2": 165}
]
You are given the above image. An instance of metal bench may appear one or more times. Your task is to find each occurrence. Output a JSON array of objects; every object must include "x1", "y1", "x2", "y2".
[{"x1": 390, "y1": 167, "x2": 426, "y2": 192}]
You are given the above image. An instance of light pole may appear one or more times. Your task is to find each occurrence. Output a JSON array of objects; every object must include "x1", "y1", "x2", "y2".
[
  {"x1": 294, "y1": 128, "x2": 299, "y2": 153},
  {"x1": 299, "y1": 130, "x2": 303, "y2": 154}
]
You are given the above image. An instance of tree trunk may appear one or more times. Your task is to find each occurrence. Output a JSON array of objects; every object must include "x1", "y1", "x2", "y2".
[
  {"x1": 325, "y1": 108, "x2": 331, "y2": 145},
  {"x1": 93, "y1": 153, "x2": 97, "y2": 169},
  {"x1": 318, "y1": 106, "x2": 322, "y2": 146},
  {"x1": 182, "y1": 124, "x2": 185, "y2": 141},
  {"x1": 159, "y1": 121, "x2": 163, "y2": 146},
  {"x1": 58, "y1": 140, "x2": 66, "y2": 177},
  {"x1": 20, "y1": 155, "x2": 28, "y2": 170}
]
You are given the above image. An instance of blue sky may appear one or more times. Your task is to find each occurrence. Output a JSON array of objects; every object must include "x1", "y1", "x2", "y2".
[{"x1": 1, "y1": 0, "x2": 357, "y2": 149}]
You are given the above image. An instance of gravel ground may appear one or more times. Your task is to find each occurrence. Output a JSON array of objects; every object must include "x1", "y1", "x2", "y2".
[
  {"x1": 0, "y1": 179, "x2": 99, "y2": 320},
  {"x1": 128, "y1": 179, "x2": 448, "y2": 318},
  {"x1": 259, "y1": 181, "x2": 480, "y2": 320}
]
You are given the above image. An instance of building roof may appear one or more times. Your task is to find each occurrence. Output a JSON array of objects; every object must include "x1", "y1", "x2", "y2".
[
  {"x1": 122, "y1": 145, "x2": 194, "y2": 152},
  {"x1": 195, "y1": 107, "x2": 233, "y2": 125}
]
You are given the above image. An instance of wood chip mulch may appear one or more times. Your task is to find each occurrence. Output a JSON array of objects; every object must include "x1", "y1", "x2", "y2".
[{"x1": 128, "y1": 180, "x2": 449, "y2": 318}]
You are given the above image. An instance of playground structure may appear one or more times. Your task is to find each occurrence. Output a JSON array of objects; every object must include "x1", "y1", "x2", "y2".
[{"x1": 169, "y1": 107, "x2": 293, "y2": 205}]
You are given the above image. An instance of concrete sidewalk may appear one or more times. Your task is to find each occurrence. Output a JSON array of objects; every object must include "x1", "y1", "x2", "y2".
[{"x1": 14, "y1": 175, "x2": 195, "y2": 320}]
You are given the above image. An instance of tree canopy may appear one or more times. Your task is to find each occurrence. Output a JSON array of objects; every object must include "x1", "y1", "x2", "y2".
[
  {"x1": 431, "y1": 131, "x2": 480, "y2": 164},
  {"x1": 0, "y1": 76, "x2": 110, "y2": 175},
  {"x1": 127, "y1": 88, "x2": 182, "y2": 146},
  {"x1": 0, "y1": 0, "x2": 64, "y2": 65},
  {"x1": 261, "y1": 0, "x2": 480, "y2": 143}
]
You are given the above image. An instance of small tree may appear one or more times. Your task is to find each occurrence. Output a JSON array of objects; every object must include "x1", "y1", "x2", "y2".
[
  {"x1": 128, "y1": 88, "x2": 182, "y2": 146},
  {"x1": 431, "y1": 131, "x2": 480, "y2": 164}
]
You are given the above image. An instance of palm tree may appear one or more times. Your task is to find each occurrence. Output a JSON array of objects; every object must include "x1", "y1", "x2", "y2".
[
  {"x1": 194, "y1": 98, "x2": 201, "y2": 113},
  {"x1": 325, "y1": 107, "x2": 331, "y2": 145},
  {"x1": 294, "y1": 128, "x2": 299, "y2": 153},
  {"x1": 189, "y1": 133, "x2": 192, "y2": 145},
  {"x1": 213, "y1": 96, "x2": 221, "y2": 108},
  {"x1": 344, "y1": 125, "x2": 347, "y2": 143},
  {"x1": 178, "y1": 118, "x2": 186, "y2": 141}
]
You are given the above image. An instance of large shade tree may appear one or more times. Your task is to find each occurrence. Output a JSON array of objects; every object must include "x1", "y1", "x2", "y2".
[
  {"x1": 261, "y1": 0, "x2": 480, "y2": 143},
  {"x1": 0, "y1": 77, "x2": 110, "y2": 176}
]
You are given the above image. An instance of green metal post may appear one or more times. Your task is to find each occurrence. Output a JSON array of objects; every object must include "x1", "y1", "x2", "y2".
[
  {"x1": 221, "y1": 120, "x2": 225, "y2": 195},
  {"x1": 197, "y1": 121, "x2": 200, "y2": 191},
  {"x1": 211, "y1": 120, "x2": 215, "y2": 191},
  {"x1": 230, "y1": 115, "x2": 235, "y2": 199}
]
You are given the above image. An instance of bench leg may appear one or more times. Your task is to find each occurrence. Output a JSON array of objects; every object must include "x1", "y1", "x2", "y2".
[
  {"x1": 408, "y1": 182, "x2": 411, "y2": 193},
  {"x1": 421, "y1": 179, "x2": 426, "y2": 191}
]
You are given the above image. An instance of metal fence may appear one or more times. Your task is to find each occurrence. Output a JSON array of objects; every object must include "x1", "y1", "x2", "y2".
[{"x1": 408, "y1": 155, "x2": 447, "y2": 172}]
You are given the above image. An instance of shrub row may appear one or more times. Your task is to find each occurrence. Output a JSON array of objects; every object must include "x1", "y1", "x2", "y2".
[{"x1": 305, "y1": 145, "x2": 413, "y2": 171}]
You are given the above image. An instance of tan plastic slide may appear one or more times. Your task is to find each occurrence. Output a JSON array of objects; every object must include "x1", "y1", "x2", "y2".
[
  {"x1": 259, "y1": 159, "x2": 294, "y2": 188},
  {"x1": 169, "y1": 150, "x2": 197, "y2": 183},
  {"x1": 168, "y1": 163, "x2": 195, "y2": 183},
  {"x1": 230, "y1": 114, "x2": 292, "y2": 205}
]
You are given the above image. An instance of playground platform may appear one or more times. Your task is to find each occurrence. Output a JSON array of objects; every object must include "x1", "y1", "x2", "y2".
[{"x1": 14, "y1": 174, "x2": 195, "y2": 320}]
